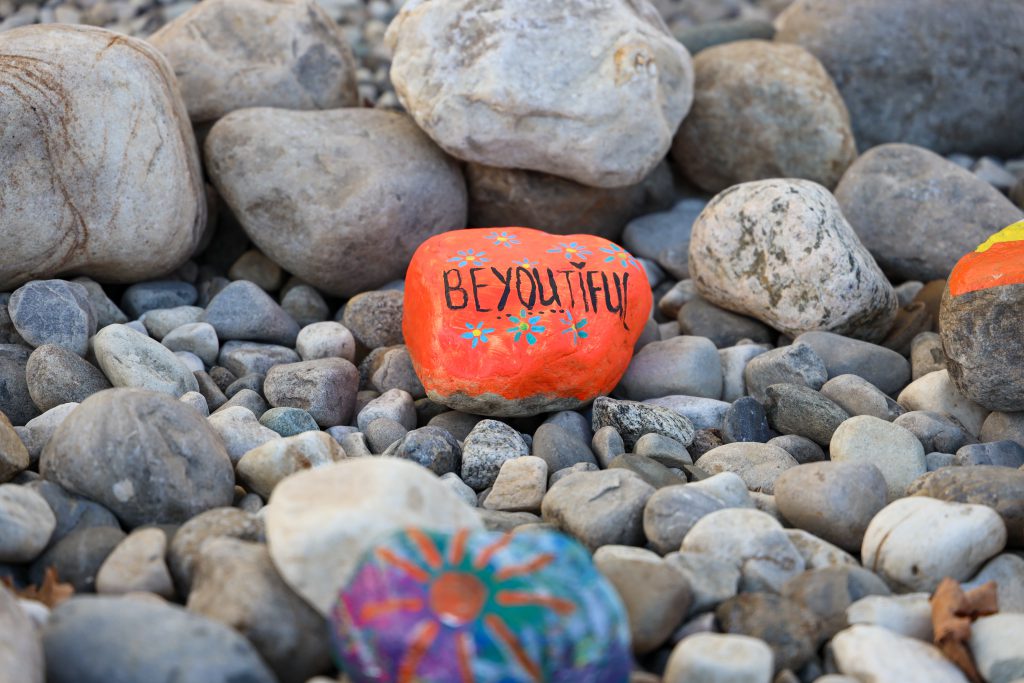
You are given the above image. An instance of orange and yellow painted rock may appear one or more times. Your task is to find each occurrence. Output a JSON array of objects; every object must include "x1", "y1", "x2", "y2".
[
  {"x1": 403, "y1": 228, "x2": 652, "y2": 416},
  {"x1": 941, "y1": 219, "x2": 1024, "y2": 411}
]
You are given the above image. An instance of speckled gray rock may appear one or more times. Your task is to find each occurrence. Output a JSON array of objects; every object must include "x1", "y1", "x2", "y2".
[
  {"x1": 833, "y1": 144, "x2": 1023, "y2": 281},
  {"x1": 821, "y1": 374, "x2": 904, "y2": 422},
  {"x1": 697, "y1": 442, "x2": 797, "y2": 494},
  {"x1": 341, "y1": 290, "x2": 404, "y2": 349},
  {"x1": 92, "y1": 324, "x2": 199, "y2": 397},
  {"x1": 0, "y1": 344, "x2": 39, "y2": 425},
  {"x1": 385, "y1": 0, "x2": 694, "y2": 188},
  {"x1": 743, "y1": 343, "x2": 827, "y2": 404},
  {"x1": 688, "y1": 178, "x2": 898, "y2": 341},
  {"x1": 41, "y1": 596, "x2": 276, "y2": 683},
  {"x1": 541, "y1": 469, "x2": 655, "y2": 551},
  {"x1": 895, "y1": 411, "x2": 977, "y2": 454},
  {"x1": 25, "y1": 345, "x2": 111, "y2": 413},
  {"x1": 0, "y1": 483, "x2": 56, "y2": 562},
  {"x1": 382, "y1": 426, "x2": 461, "y2": 476},
  {"x1": 592, "y1": 396, "x2": 696, "y2": 450},
  {"x1": 764, "y1": 383, "x2": 849, "y2": 446},
  {"x1": 775, "y1": 461, "x2": 888, "y2": 552},
  {"x1": 776, "y1": 0, "x2": 1024, "y2": 157},
  {"x1": 186, "y1": 537, "x2": 331, "y2": 683},
  {"x1": 460, "y1": 419, "x2": 529, "y2": 491},
  {"x1": 206, "y1": 108, "x2": 467, "y2": 297},
  {"x1": 672, "y1": 39, "x2": 855, "y2": 193},
  {"x1": 897, "y1": 369, "x2": 989, "y2": 436},
  {"x1": 40, "y1": 388, "x2": 234, "y2": 528},
  {"x1": 795, "y1": 331, "x2": 911, "y2": 395},
  {"x1": 906, "y1": 466, "x2": 1024, "y2": 547},
  {"x1": 620, "y1": 335, "x2": 723, "y2": 401},
  {"x1": 830, "y1": 415, "x2": 926, "y2": 501},
  {"x1": 295, "y1": 321, "x2": 355, "y2": 362},
  {"x1": 0, "y1": 583, "x2": 43, "y2": 683},
  {"x1": 8, "y1": 280, "x2": 96, "y2": 356},
  {"x1": 149, "y1": 0, "x2": 358, "y2": 123},
  {"x1": 168, "y1": 507, "x2": 264, "y2": 592},
  {"x1": 0, "y1": 25, "x2": 205, "y2": 291},
  {"x1": 263, "y1": 358, "x2": 358, "y2": 428}
]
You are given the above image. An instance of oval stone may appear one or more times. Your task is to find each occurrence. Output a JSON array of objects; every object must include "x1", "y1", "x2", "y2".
[
  {"x1": 330, "y1": 528, "x2": 631, "y2": 682},
  {"x1": 404, "y1": 228, "x2": 652, "y2": 417}
]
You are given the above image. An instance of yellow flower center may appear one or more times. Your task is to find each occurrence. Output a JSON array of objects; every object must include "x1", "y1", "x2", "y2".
[
  {"x1": 465, "y1": 255, "x2": 475, "y2": 261},
  {"x1": 472, "y1": 329, "x2": 482, "y2": 337},
  {"x1": 566, "y1": 248, "x2": 576, "y2": 253},
  {"x1": 519, "y1": 322, "x2": 529, "y2": 330},
  {"x1": 497, "y1": 237, "x2": 508, "y2": 242}
]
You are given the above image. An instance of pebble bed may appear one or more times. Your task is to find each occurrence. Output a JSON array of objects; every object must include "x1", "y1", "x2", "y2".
[{"x1": 2, "y1": 1, "x2": 1024, "y2": 683}]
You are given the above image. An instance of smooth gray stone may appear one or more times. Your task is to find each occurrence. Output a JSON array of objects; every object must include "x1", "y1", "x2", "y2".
[
  {"x1": 794, "y1": 331, "x2": 911, "y2": 396},
  {"x1": 202, "y1": 280, "x2": 299, "y2": 346},
  {"x1": 8, "y1": 279, "x2": 96, "y2": 356},
  {"x1": 121, "y1": 280, "x2": 197, "y2": 318}
]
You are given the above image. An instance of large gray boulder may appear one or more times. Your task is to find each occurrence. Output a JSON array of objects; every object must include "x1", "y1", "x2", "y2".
[{"x1": 0, "y1": 25, "x2": 205, "y2": 290}]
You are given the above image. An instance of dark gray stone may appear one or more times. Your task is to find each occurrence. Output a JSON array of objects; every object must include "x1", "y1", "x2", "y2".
[
  {"x1": 541, "y1": 469, "x2": 655, "y2": 551},
  {"x1": 531, "y1": 423, "x2": 598, "y2": 473},
  {"x1": 29, "y1": 526, "x2": 125, "y2": 592},
  {"x1": 208, "y1": 366, "x2": 237, "y2": 393},
  {"x1": 382, "y1": 425, "x2": 461, "y2": 476},
  {"x1": 744, "y1": 343, "x2": 828, "y2": 403},
  {"x1": 42, "y1": 596, "x2": 276, "y2": 683},
  {"x1": 677, "y1": 297, "x2": 773, "y2": 348},
  {"x1": 24, "y1": 480, "x2": 120, "y2": 548},
  {"x1": 592, "y1": 396, "x2": 696, "y2": 450},
  {"x1": 894, "y1": 410, "x2": 977, "y2": 454},
  {"x1": 955, "y1": 441, "x2": 1024, "y2": 468},
  {"x1": 608, "y1": 453, "x2": 685, "y2": 489},
  {"x1": 121, "y1": 280, "x2": 198, "y2": 318},
  {"x1": 40, "y1": 388, "x2": 235, "y2": 528},
  {"x1": 72, "y1": 278, "x2": 128, "y2": 327},
  {"x1": 213, "y1": 389, "x2": 268, "y2": 419},
  {"x1": 927, "y1": 452, "x2": 957, "y2": 471},
  {"x1": 907, "y1": 466, "x2": 1024, "y2": 546},
  {"x1": 794, "y1": 331, "x2": 911, "y2": 395},
  {"x1": 194, "y1": 371, "x2": 228, "y2": 411},
  {"x1": 764, "y1": 384, "x2": 849, "y2": 446},
  {"x1": 620, "y1": 335, "x2": 723, "y2": 401},
  {"x1": 264, "y1": 358, "x2": 359, "y2": 428},
  {"x1": 688, "y1": 428, "x2": 724, "y2": 461},
  {"x1": 722, "y1": 397, "x2": 773, "y2": 443},
  {"x1": 460, "y1": 419, "x2": 529, "y2": 490},
  {"x1": 280, "y1": 284, "x2": 330, "y2": 328},
  {"x1": 0, "y1": 343, "x2": 38, "y2": 425},
  {"x1": 202, "y1": 280, "x2": 299, "y2": 346},
  {"x1": 622, "y1": 198, "x2": 706, "y2": 279},
  {"x1": 225, "y1": 373, "x2": 264, "y2": 399},
  {"x1": 541, "y1": 410, "x2": 593, "y2": 446},
  {"x1": 715, "y1": 593, "x2": 822, "y2": 674},
  {"x1": 341, "y1": 289, "x2": 404, "y2": 349},
  {"x1": 26, "y1": 345, "x2": 111, "y2": 413},
  {"x1": 767, "y1": 434, "x2": 826, "y2": 464},
  {"x1": 675, "y1": 18, "x2": 775, "y2": 55},
  {"x1": 8, "y1": 280, "x2": 96, "y2": 356},
  {"x1": 258, "y1": 407, "x2": 319, "y2": 437}
]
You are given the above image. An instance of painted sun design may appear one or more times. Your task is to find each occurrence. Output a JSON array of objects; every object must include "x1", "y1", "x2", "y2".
[{"x1": 330, "y1": 528, "x2": 609, "y2": 683}]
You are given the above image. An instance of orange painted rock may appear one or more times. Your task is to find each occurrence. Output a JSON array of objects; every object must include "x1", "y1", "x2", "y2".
[
  {"x1": 941, "y1": 220, "x2": 1024, "y2": 411},
  {"x1": 403, "y1": 228, "x2": 652, "y2": 417}
]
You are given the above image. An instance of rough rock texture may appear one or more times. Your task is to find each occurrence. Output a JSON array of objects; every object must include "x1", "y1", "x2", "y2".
[
  {"x1": 149, "y1": 0, "x2": 359, "y2": 122},
  {"x1": 385, "y1": 0, "x2": 694, "y2": 188},
  {"x1": 205, "y1": 108, "x2": 466, "y2": 297},
  {"x1": 688, "y1": 178, "x2": 898, "y2": 341},
  {"x1": 834, "y1": 144, "x2": 1023, "y2": 282},
  {"x1": 907, "y1": 466, "x2": 1024, "y2": 548},
  {"x1": 0, "y1": 25, "x2": 205, "y2": 290},
  {"x1": 775, "y1": 0, "x2": 1024, "y2": 157},
  {"x1": 40, "y1": 388, "x2": 234, "y2": 527},
  {"x1": 673, "y1": 39, "x2": 855, "y2": 193}
]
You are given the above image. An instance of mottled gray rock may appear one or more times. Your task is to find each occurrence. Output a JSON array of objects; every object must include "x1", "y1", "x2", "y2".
[
  {"x1": 720, "y1": 396, "x2": 773, "y2": 443},
  {"x1": 0, "y1": 25, "x2": 205, "y2": 291},
  {"x1": 140, "y1": 306, "x2": 203, "y2": 341},
  {"x1": 121, "y1": 281, "x2": 197, "y2": 319},
  {"x1": 541, "y1": 469, "x2": 655, "y2": 551},
  {"x1": 697, "y1": 442, "x2": 797, "y2": 494},
  {"x1": 42, "y1": 596, "x2": 275, "y2": 683},
  {"x1": 643, "y1": 395, "x2": 730, "y2": 432},
  {"x1": 258, "y1": 407, "x2": 318, "y2": 437},
  {"x1": 25, "y1": 345, "x2": 111, "y2": 413},
  {"x1": 460, "y1": 419, "x2": 529, "y2": 490},
  {"x1": 364, "y1": 417, "x2": 407, "y2": 454},
  {"x1": 830, "y1": 415, "x2": 926, "y2": 501},
  {"x1": 341, "y1": 289, "x2": 404, "y2": 349},
  {"x1": 168, "y1": 507, "x2": 264, "y2": 592},
  {"x1": 8, "y1": 280, "x2": 96, "y2": 356},
  {"x1": 833, "y1": 144, "x2": 1023, "y2": 281},
  {"x1": 592, "y1": 396, "x2": 696, "y2": 450},
  {"x1": 0, "y1": 344, "x2": 39, "y2": 425},
  {"x1": 743, "y1": 343, "x2": 827, "y2": 403},
  {"x1": 673, "y1": 39, "x2": 855, "y2": 193},
  {"x1": 40, "y1": 388, "x2": 234, "y2": 528},
  {"x1": 206, "y1": 108, "x2": 467, "y2": 297},
  {"x1": 263, "y1": 358, "x2": 358, "y2": 428},
  {"x1": 385, "y1": 0, "x2": 694, "y2": 188},
  {"x1": 382, "y1": 426, "x2": 461, "y2": 476},
  {"x1": 280, "y1": 285, "x2": 329, "y2": 328},
  {"x1": 92, "y1": 324, "x2": 199, "y2": 397},
  {"x1": 29, "y1": 526, "x2": 125, "y2": 592},
  {"x1": 764, "y1": 383, "x2": 849, "y2": 446},
  {"x1": 821, "y1": 374, "x2": 904, "y2": 422},
  {"x1": 621, "y1": 335, "x2": 723, "y2": 401},
  {"x1": 149, "y1": 0, "x2": 358, "y2": 122},
  {"x1": 296, "y1": 321, "x2": 355, "y2": 362},
  {"x1": 775, "y1": 461, "x2": 888, "y2": 552},
  {"x1": 776, "y1": 0, "x2": 1024, "y2": 157},
  {"x1": 0, "y1": 483, "x2": 55, "y2": 562},
  {"x1": 895, "y1": 411, "x2": 977, "y2": 454},
  {"x1": 689, "y1": 178, "x2": 898, "y2": 341},
  {"x1": 795, "y1": 331, "x2": 911, "y2": 395},
  {"x1": 201, "y1": 280, "x2": 299, "y2": 347}
]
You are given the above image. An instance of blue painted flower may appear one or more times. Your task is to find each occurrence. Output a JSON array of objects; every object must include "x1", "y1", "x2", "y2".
[
  {"x1": 507, "y1": 309, "x2": 546, "y2": 345},
  {"x1": 513, "y1": 257, "x2": 540, "y2": 269},
  {"x1": 546, "y1": 242, "x2": 592, "y2": 261},
  {"x1": 600, "y1": 244, "x2": 638, "y2": 268},
  {"x1": 460, "y1": 321, "x2": 494, "y2": 349},
  {"x1": 486, "y1": 231, "x2": 520, "y2": 248},
  {"x1": 560, "y1": 309, "x2": 589, "y2": 346},
  {"x1": 447, "y1": 249, "x2": 489, "y2": 267}
]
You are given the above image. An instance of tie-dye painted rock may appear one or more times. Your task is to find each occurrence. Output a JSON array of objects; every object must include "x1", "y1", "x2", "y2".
[
  {"x1": 941, "y1": 220, "x2": 1024, "y2": 411},
  {"x1": 330, "y1": 528, "x2": 632, "y2": 683},
  {"x1": 403, "y1": 227, "x2": 652, "y2": 417}
]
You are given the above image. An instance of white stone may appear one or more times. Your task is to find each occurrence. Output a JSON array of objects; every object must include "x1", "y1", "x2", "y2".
[
  {"x1": 149, "y1": 0, "x2": 359, "y2": 122},
  {"x1": 265, "y1": 458, "x2": 483, "y2": 614},
  {"x1": 831, "y1": 625, "x2": 969, "y2": 683},
  {"x1": 971, "y1": 614, "x2": 1024, "y2": 683},
  {"x1": 681, "y1": 507, "x2": 804, "y2": 592},
  {"x1": 829, "y1": 415, "x2": 926, "y2": 501},
  {"x1": 19, "y1": 403, "x2": 78, "y2": 465},
  {"x1": 296, "y1": 322, "x2": 356, "y2": 362},
  {"x1": 845, "y1": 593, "x2": 934, "y2": 641},
  {"x1": 0, "y1": 484, "x2": 55, "y2": 563},
  {"x1": 92, "y1": 324, "x2": 199, "y2": 397},
  {"x1": 482, "y1": 455, "x2": 548, "y2": 513},
  {"x1": 0, "y1": 585, "x2": 43, "y2": 683},
  {"x1": 385, "y1": 0, "x2": 694, "y2": 188},
  {"x1": 207, "y1": 406, "x2": 280, "y2": 464},
  {"x1": 0, "y1": 25, "x2": 205, "y2": 290},
  {"x1": 237, "y1": 431, "x2": 344, "y2": 499},
  {"x1": 96, "y1": 527, "x2": 174, "y2": 598},
  {"x1": 897, "y1": 370, "x2": 989, "y2": 436},
  {"x1": 688, "y1": 178, "x2": 898, "y2": 342},
  {"x1": 664, "y1": 632, "x2": 773, "y2": 683},
  {"x1": 862, "y1": 497, "x2": 1007, "y2": 592}
]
